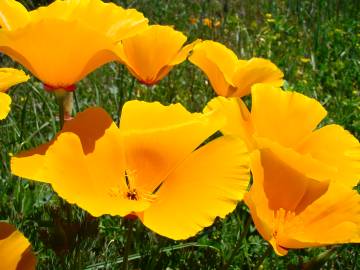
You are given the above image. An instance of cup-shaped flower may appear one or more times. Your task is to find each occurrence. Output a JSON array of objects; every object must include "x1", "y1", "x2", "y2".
[
  {"x1": 0, "y1": 68, "x2": 29, "y2": 119},
  {"x1": 244, "y1": 151, "x2": 360, "y2": 255},
  {"x1": 189, "y1": 40, "x2": 284, "y2": 97},
  {"x1": 205, "y1": 85, "x2": 360, "y2": 188},
  {"x1": 0, "y1": 222, "x2": 36, "y2": 269},
  {"x1": 116, "y1": 25, "x2": 200, "y2": 85},
  {"x1": 11, "y1": 101, "x2": 250, "y2": 240},
  {"x1": 0, "y1": 0, "x2": 148, "y2": 89}
]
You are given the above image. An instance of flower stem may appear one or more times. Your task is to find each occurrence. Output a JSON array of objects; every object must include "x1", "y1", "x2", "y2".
[
  {"x1": 222, "y1": 213, "x2": 252, "y2": 270},
  {"x1": 54, "y1": 90, "x2": 73, "y2": 129},
  {"x1": 122, "y1": 219, "x2": 134, "y2": 270}
]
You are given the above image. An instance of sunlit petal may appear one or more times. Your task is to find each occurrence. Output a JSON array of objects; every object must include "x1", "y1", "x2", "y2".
[
  {"x1": 297, "y1": 124, "x2": 360, "y2": 187},
  {"x1": 120, "y1": 100, "x2": 226, "y2": 192},
  {"x1": 142, "y1": 136, "x2": 250, "y2": 240},
  {"x1": 231, "y1": 58, "x2": 284, "y2": 96},
  {"x1": 11, "y1": 107, "x2": 114, "y2": 183},
  {"x1": 251, "y1": 84, "x2": 327, "y2": 147},
  {"x1": 204, "y1": 96, "x2": 254, "y2": 149},
  {"x1": 189, "y1": 41, "x2": 283, "y2": 97},
  {"x1": 0, "y1": 92, "x2": 11, "y2": 120},
  {"x1": 0, "y1": 68, "x2": 29, "y2": 92},
  {"x1": 0, "y1": 0, "x2": 30, "y2": 30},
  {"x1": 116, "y1": 25, "x2": 192, "y2": 85},
  {"x1": 0, "y1": 222, "x2": 36, "y2": 270},
  {"x1": 0, "y1": 19, "x2": 117, "y2": 88}
]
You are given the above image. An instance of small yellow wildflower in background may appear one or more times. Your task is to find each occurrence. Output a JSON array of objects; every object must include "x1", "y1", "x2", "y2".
[
  {"x1": 189, "y1": 40, "x2": 283, "y2": 97},
  {"x1": 189, "y1": 16, "x2": 198, "y2": 25},
  {"x1": 11, "y1": 101, "x2": 250, "y2": 240},
  {"x1": 202, "y1": 18, "x2": 212, "y2": 28},
  {"x1": 300, "y1": 57, "x2": 311, "y2": 63},
  {"x1": 0, "y1": 222, "x2": 36, "y2": 269},
  {"x1": 214, "y1": 20, "x2": 221, "y2": 28},
  {"x1": 0, "y1": 68, "x2": 29, "y2": 120}
]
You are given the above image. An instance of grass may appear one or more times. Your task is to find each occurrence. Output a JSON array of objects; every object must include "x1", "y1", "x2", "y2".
[{"x1": 1, "y1": 0, "x2": 359, "y2": 269}]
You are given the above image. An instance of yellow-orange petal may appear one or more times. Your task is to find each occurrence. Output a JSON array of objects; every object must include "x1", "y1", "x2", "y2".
[
  {"x1": 231, "y1": 58, "x2": 284, "y2": 97},
  {"x1": 75, "y1": 0, "x2": 148, "y2": 41},
  {"x1": 11, "y1": 107, "x2": 114, "y2": 183},
  {"x1": 257, "y1": 149, "x2": 322, "y2": 212},
  {"x1": 0, "y1": 19, "x2": 117, "y2": 88},
  {"x1": 31, "y1": 0, "x2": 148, "y2": 41},
  {"x1": 245, "y1": 150, "x2": 330, "y2": 256},
  {"x1": 189, "y1": 40, "x2": 237, "y2": 96},
  {"x1": 141, "y1": 136, "x2": 250, "y2": 240},
  {"x1": 256, "y1": 137, "x2": 336, "y2": 182},
  {"x1": 277, "y1": 182, "x2": 360, "y2": 250},
  {"x1": 120, "y1": 100, "x2": 226, "y2": 193},
  {"x1": 251, "y1": 85, "x2": 327, "y2": 147},
  {"x1": 148, "y1": 39, "x2": 201, "y2": 83},
  {"x1": 0, "y1": 92, "x2": 11, "y2": 120},
  {"x1": 116, "y1": 25, "x2": 188, "y2": 84},
  {"x1": 243, "y1": 151, "x2": 276, "y2": 245},
  {"x1": 297, "y1": 124, "x2": 360, "y2": 188},
  {"x1": 169, "y1": 39, "x2": 202, "y2": 65},
  {"x1": 0, "y1": 0, "x2": 30, "y2": 30},
  {"x1": 0, "y1": 68, "x2": 29, "y2": 92},
  {"x1": 0, "y1": 222, "x2": 36, "y2": 270},
  {"x1": 204, "y1": 96, "x2": 254, "y2": 149},
  {"x1": 43, "y1": 132, "x2": 149, "y2": 217}
]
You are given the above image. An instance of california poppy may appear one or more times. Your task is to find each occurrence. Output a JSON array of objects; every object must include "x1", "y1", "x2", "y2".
[
  {"x1": 116, "y1": 25, "x2": 200, "y2": 85},
  {"x1": 0, "y1": 68, "x2": 29, "y2": 119},
  {"x1": 205, "y1": 85, "x2": 360, "y2": 188},
  {"x1": 0, "y1": 222, "x2": 36, "y2": 269},
  {"x1": 244, "y1": 150, "x2": 360, "y2": 255},
  {"x1": 189, "y1": 41, "x2": 283, "y2": 97},
  {"x1": 11, "y1": 101, "x2": 250, "y2": 240},
  {"x1": 0, "y1": 0, "x2": 148, "y2": 90}
]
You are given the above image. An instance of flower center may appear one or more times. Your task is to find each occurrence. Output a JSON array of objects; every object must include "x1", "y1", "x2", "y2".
[{"x1": 126, "y1": 189, "x2": 139, "y2": 201}]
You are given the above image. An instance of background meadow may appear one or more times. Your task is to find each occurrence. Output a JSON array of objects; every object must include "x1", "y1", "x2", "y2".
[{"x1": 0, "y1": 0, "x2": 359, "y2": 269}]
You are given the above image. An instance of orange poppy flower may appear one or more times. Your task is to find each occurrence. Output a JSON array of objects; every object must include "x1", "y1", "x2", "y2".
[
  {"x1": 11, "y1": 101, "x2": 250, "y2": 240},
  {"x1": 0, "y1": 0, "x2": 148, "y2": 89},
  {"x1": 0, "y1": 222, "x2": 36, "y2": 269},
  {"x1": 0, "y1": 68, "x2": 29, "y2": 119},
  {"x1": 116, "y1": 25, "x2": 200, "y2": 85},
  {"x1": 205, "y1": 84, "x2": 360, "y2": 188},
  {"x1": 189, "y1": 41, "x2": 284, "y2": 97},
  {"x1": 244, "y1": 151, "x2": 360, "y2": 255}
]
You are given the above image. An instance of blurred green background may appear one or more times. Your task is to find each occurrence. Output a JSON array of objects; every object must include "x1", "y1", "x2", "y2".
[{"x1": 0, "y1": 0, "x2": 359, "y2": 269}]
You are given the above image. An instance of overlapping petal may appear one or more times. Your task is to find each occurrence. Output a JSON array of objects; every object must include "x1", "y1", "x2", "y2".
[
  {"x1": 11, "y1": 107, "x2": 114, "y2": 182},
  {"x1": 244, "y1": 151, "x2": 360, "y2": 255},
  {"x1": 142, "y1": 136, "x2": 250, "y2": 239},
  {"x1": 0, "y1": 92, "x2": 11, "y2": 120},
  {"x1": 30, "y1": 0, "x2": 148, "y2": 41},
  {"x1": 206, "y1": 85, "x2": 360, "y2": 188},
  {"x1": 0, "y1": 222, "x2": 36, "y2": 269},
  {"x1": 251, "y1": 84, "x2": 327, "y2": 148},
  {"x1": 0, "y1": 68, "x2": 29, "y2": 119},
  {"x1": 116, "y1": 25, "x2": 199, "y2": 85},
  {"x1": 0, "y1": 0, "x2": 148, "y2": 88},
  {"x1": 189, "y1": 40, "x2": 283, "y2": 97},
  {"x1": 11, "y1": 101, "x2": 250, "y2": 239}
]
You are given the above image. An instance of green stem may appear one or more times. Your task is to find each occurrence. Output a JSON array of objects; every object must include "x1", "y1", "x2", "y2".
[
  {"x1": 54, "y1": 90, "x2": 73, "y2": 130},
  {"x1": 222, "y1": 213, "x2": 252, "y2": 270},
  {"x1": 122, "y1": 219, "x2": 134, "y2": 270}
]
